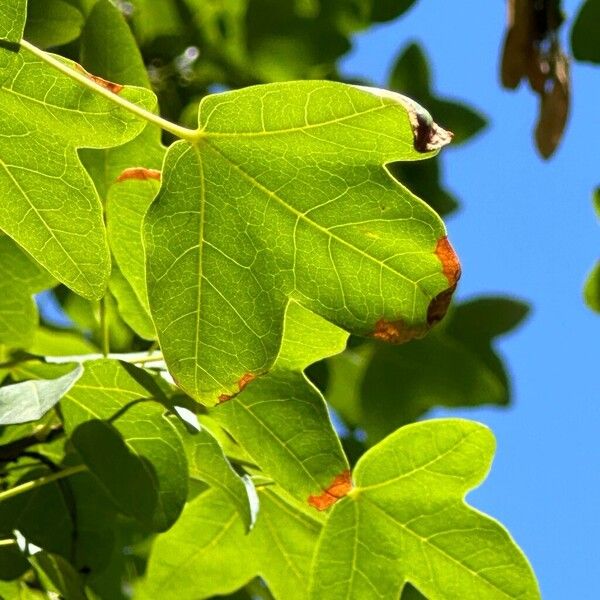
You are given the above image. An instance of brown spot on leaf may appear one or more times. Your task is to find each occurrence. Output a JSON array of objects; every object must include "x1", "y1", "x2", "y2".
[
  {"x1": 216, "y1": 372, "x2": 258, "y2": 404},
  {"x1": 372, "y1": 319, "x2": 428, "y2": 344},
  {"x1": 410, "y1": 110, "x2": 454, "y2": 153},
  {"x1": 427, "y1": 284, "x2": 457, "y2": 325},
  {"x1": 74, "y1": 64, "x2": 124, "y2": 94},
  {"x1": 308, "y1": 470, "x2": 352, "y2": 511},
  {"x1": 435, "y1": 236, "x2": 461, "y2": 286},
  {"x1": 116, "y1": 167, "x2": 162, "y2": 183},
  {"x1": 237, "y1": 372, "x2": 256, "y2": 391}
]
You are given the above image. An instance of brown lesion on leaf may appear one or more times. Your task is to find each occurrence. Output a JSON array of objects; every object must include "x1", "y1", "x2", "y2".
[
  {"x1": 372, "y1": 319, "x2": 428, "y2": 344},
  {"x1": 74, "y1": 63, "x2": 124, "y2": 94},
  {"x1": 427, "y1": 284, "x2": 457, "y2": 325},
  {"x1": 405, "y1": 106, "x2": 453, "y2": 153},
  {"x1": 216, "y1": 372, "x2": 257, "y2": 404},
  {"x1": 435, "y1": 236, "x2": 461, "y2": 286},
  {"x1": 116, "y1": 167, "x2": 162, "y2": 183},
  {"x1": 308, "y1": 469, "x2": 353, "y2": 511},
  {"x1": 428, "y1": 235, "x2": 461, "y2": 325},
  {"x1": 371, "y1": 236, "x2": 461, "y2": 342}
]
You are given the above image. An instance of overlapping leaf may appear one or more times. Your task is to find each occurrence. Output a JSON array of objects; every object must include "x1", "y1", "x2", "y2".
[
  {"x1": 0, "y1": 235, "x2": 55, "y2": 348},
  {"x1": 325, "y1": 296, "x2": 529, "y2": 443},
  {"x1": 0, "y1": 44, "x2": 155, "y2": 299},
  {"x1": 138, "y1": 487, "x2": 320, "y2": 600},
  {"x1": 24, "y1": 0, "x2": 84, "y2": 49},
  {"x1": 0, "y1": 364, "x2": 82, "y2": 425},
  {"x1": 77, "y1": 0, "x2": 163, "y2": 331},
  {"x1": 0, "y1": 0, "x2": 26, "y2": 81},
  {"x1": 211, "y1": 301, "x2": 349, "y2": 510},
  {"x1": 310, "y1": 419, "x2": 540, "y2": 600},
  {"x1": 61, "y1": 359, "x2": 187, "y2": 531},
  {"x1": 145, "y1": 81, "x2": 458, "y2": 404},
  {"x1": 182, "y1": 419, "x2": 255, "y2": 531}
]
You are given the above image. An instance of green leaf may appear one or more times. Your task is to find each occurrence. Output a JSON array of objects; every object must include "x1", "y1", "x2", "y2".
[
  {"x1": 0, "y1": 466, "x2": 75, "y2": 557},
  {"x1": 387, "y1": 157, "x2": 458, "y2": 217},
  {"x1": 79, "y1": 0, "x2": 164, "y2": 319},
  {"x1": 0, "y1": 235, "x2": 55, "y2": 349},
  {"x1": 70, "y1": 419, "x2": 163, "y2": 530},
  {"x1": 63, "y1": 468, "x2": 121, "y2": 577},
  {"x1": 145, "y1": 81, "x2": 457, "y2": 404},
  {"x1": 387, "y1": 43, "x2": 486, "y2": 217},
  {"x1": 571, "y1": 0, "x2": 600, "y2": 64},
  {"x1": 0, "y1": 1, "x2": 25, "y2": 43},
  {"x1": 584, "y1": 261, "x2": 600, "y2": 312},
  {"x1": 244, "y1": 0, "x2": 349, "y2": 81},
  {"x1": 25, "y1": 0, "x2": 84, "y2": 49},
  {"x1": 585, "y1": 188, "x2": 600, "y2": 312},
  {"x1": 0, "y1": 541, "x2": 28, "y2": 580},
  {"x1": 30, "y1": 552, "x2": 88, "y2": 600},
  {"x1": 0, "y1": 364, "x2": 82, "y2": 425},
  {"x1": 212, "y1": 302, "x2": 350, "y2": 509},
  {"x1": 61, "y1": 359, "x2": 188, "y2": 531},
  {"x1": 0, "y1": 0, "x2": 26, "y2": 81},
  {"x1": 109, "y1": 264, "x2": 156, "y2": 340},
  {"x1": 29, "y1": 326, "x2": 98, "y2": 357},
  {"x1": 79, "y1": 0, "x2": 164, "y2": 198},
  {"x1": 107, "y1": 176, "x2": 161, "y2": 317},
  {"x1": 326, "y1": 297, "x2": 529, "y2": 443},
  {"x1": 309, "y1": 419, "x2": 541, "y2": 600},
  {"x1": 183, "y1": 420, "x2": 255, "y2": 531},
  {"x1": 0, "y1": 45, "x2": 155, "y2": 299},
  {"x1": 138, "y1": 487, "x2": 320, "y2": 600}
]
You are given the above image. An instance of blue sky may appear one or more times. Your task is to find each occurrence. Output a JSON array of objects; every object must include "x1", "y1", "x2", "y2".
[{"x1": 341, "y1": 1, "x2": 599, "y2": 597}]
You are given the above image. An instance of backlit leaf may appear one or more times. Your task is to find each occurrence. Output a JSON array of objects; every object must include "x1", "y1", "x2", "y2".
[
  {"x1": 0, "y1": 0, "x2": 26, "y2": 81},
  {"x1": 145, "y1": 81, "x2": 458, "y2": 404},
  {"x1": 61, "y1": 359, "x2": 187, "y2": 531},
  {"x1": 138, "y1": 487, "x2": 320, "y2": 600},
  {"x1": 25, "y1": 0, "x2": 84, "y2": 49},
  {"x1": 212, "y1": 301, "x2": 350, "y2": 509},
  {"x1": 0, "y1": 45, "x2": 155, "y2": 299},
  {"x1": 310, "y1": 419, "x2": 541, "y2": 600},
  {"x1": 0, "y1": 235, "x2": 55, "y2": 349}
]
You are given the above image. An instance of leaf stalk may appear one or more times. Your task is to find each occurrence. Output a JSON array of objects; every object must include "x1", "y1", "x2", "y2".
[
  {"x1": 0, "y1": 464, "x2": 87, "y2": 503},
  {"x1": 19, "y1": 39, "x2": 199, "y2": 142}
]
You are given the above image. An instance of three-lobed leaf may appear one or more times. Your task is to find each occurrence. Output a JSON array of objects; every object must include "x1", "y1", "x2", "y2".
[
  {"x1": 310, "y1": 419, "x2": 541, "y2": 600},
  {"x1": 145, "y1": 81, "x2": 459, "y2": 404}
]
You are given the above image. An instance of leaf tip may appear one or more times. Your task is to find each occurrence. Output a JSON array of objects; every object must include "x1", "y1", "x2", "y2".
[
  {"x1": 410, "y1": 111, "x2": 453, "y2": 153},
  {"x1": 116, "y1": 167, "x2": 162, "y2": 183},
  {"x1": 308, "y1": 469, "x2": 353, "y2": 511}
]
